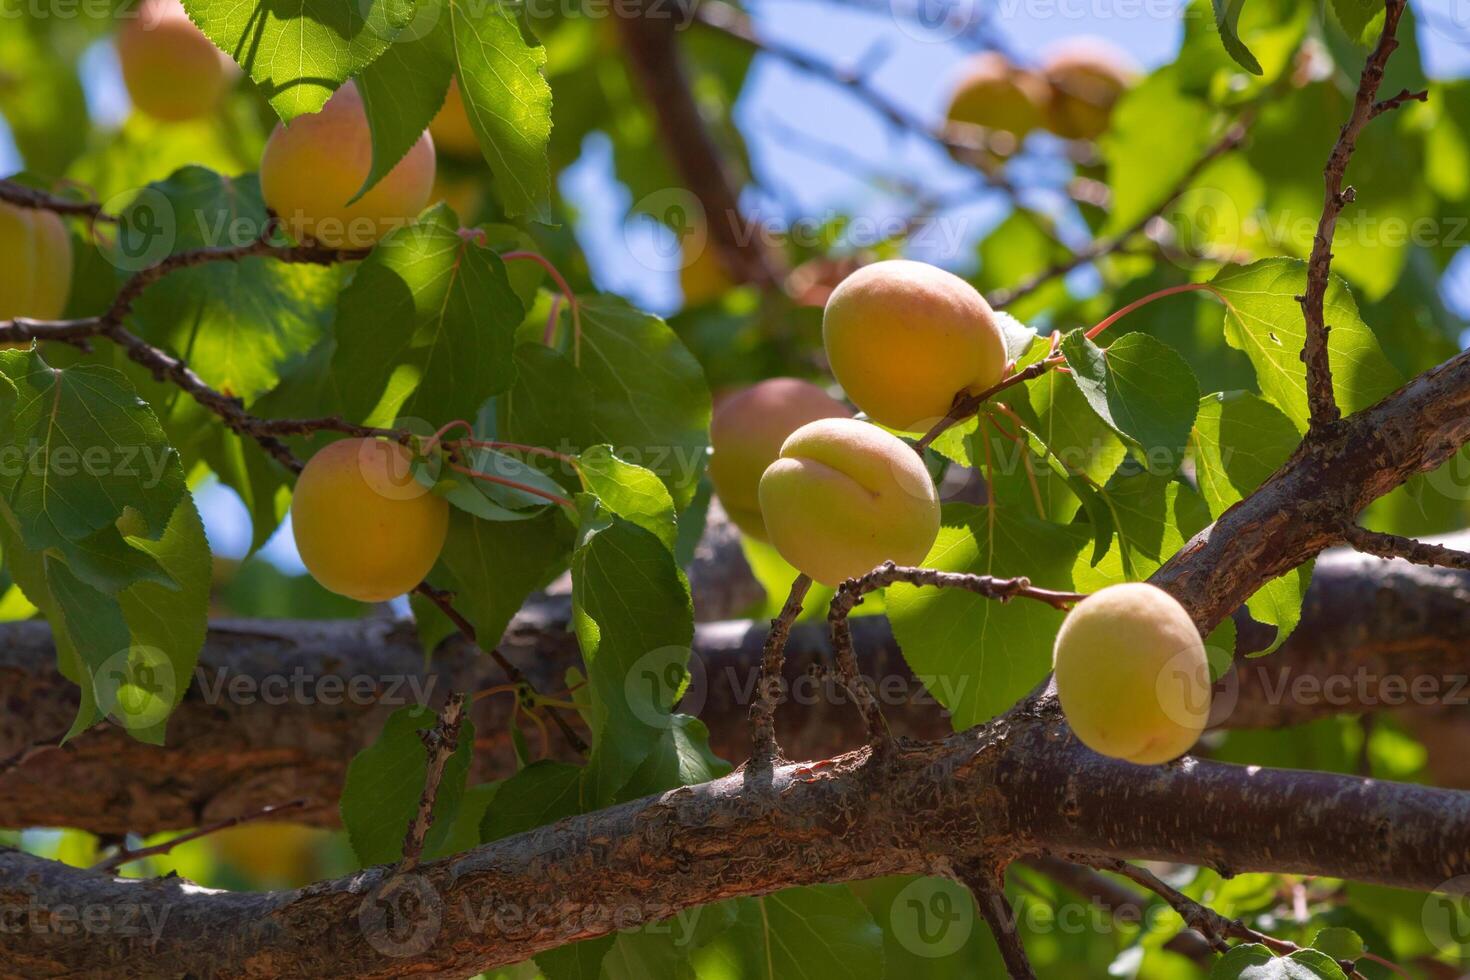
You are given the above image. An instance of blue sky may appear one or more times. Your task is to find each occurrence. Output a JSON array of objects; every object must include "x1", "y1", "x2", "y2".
[{"x1": 3, "y1": 0, "x2": 1469, "y2": 566}]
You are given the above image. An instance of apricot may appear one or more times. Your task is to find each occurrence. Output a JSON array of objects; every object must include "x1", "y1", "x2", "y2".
[
  {"x1": 429, "y1": 79, "x2": 481, "y2": 158},
  {"x1": 209, "y1": 822, "x2": 330, "y2": 887},
  {"x1": 823, "y1": 260, "x2": 1007, "y2": 432},
  {"x1": 1052, "y1": 582, "x2": 1210, "y2": 765},
  {"x1": 680, "y1": 238, "x2": 735, "y2": 307},
  {"x1": 1040, "y1": 39, "x2": 1136, "y2": 141},
  {"x1": 290, "y1": 438, "x2": 449, "y2": 602},
  {"x1": 758, "y1": 417, "x2": 939, "y2": 587},
  {"x1": 709, "y1": 378, "x2": 853, "y2": 540},
  {"x1": 115, "y1": 0, "x2": 235, "y2": 122},
  {"x1": 260, "y1": 82, "x2": 436, "y2": 248},
  {"x1": 945, "y1": 53, "x2": 1050, "y2": 149},
  {"x1": 0, "y1": 201, "x2": 72, "y2": 323}
]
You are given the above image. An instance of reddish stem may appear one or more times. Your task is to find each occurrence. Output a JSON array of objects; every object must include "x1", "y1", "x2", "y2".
[
  {"x1": 447, "y1": 460, "x2": 574, "y2": 508},
  {"x1": 460, "y1": 438, "x2": 580, "y2": 469},
  {"x1": 503, "y1": 251, "x2": 583, "y2": 365},
  {"x1": 1085, "y1": 282, "x2": 1217, "y2": 340}
]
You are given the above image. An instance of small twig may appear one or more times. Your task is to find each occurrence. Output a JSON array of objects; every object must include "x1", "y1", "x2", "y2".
[
  {"x1": 989, "y1": 119, "x2": 1250, "y2": 310},
  {"x1": 749, "y1": 573, "x2": 812, "y2": 764},
  {"x1": 954, "y1": 860, "x2": 1036, "y2": 980},
  {"x1": 90, "y1": 799, "x2": 311, "y2": 873},
  {"x1": 1298, "y1": 0, "x2": 1411, "y2": 432},
  {"x1": 1369, "y1": 87, "x2": 1428, "y2": 119},
  {"x1": 1342, "y1": 525, "x2": 1470, "y2": 571},
  {"x1": 828, "y1": 562, "x2": 1084, "y2": 742},
  {"x1": 0, "y1": 179, "x2": 116, "y2": 223},
  {"x1": 414, "y1": 584, "x2": 589, "y2": 756},
  {"x1": 399, "y1": 693, "x2": 466, "y2": 873},
  {"x1": 913, "y1": 359, "x2": 1055, "y2": 453},
  {"x1": 1101, "y1": 860, "x2": 1368, "y2": 978}
]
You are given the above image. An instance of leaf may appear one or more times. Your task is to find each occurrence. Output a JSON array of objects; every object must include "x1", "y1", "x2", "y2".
[
  {"x1": 0, "y1": 26, "x2": 89, "y2": 174},
  {"x1": 1191, "y1": 391, "x2": 1299, "y2": 516},
  {"x1": 1212, "y1": 0, "x2": 1265, "y2": 75},
  {"x1": 120, "y1": 168, "x2": 342, "y2": 404},
  {"x1": 888, "y1": 506, "x2": 1089, "y2": 729},
  {"x1": 976, "y1": 214, "x2": 1071, "y2": 322},
  {"x1": 480, "y1": 760, "x2": 582, "y2": 843},
  {"x1": 448, "y1": 0, "x2": 554, "y2": 218},
  {"x1": 617, "y1": 714, "x2": 731, "y2": 800},
  {"x1": 1212, "y1": 259, "x2": 1402, "y2": 432},
  {"x1": 571, "y1": 515, "x2": 694, "y2": 806},
  {"x1": 1101, "y1": 68, "x2": 1216, "y2": 237},
  {"x1": 697, "y1": 887, "x2": 885, "y2": 980},
  {"x1": 1310, "y1": 927, "x2": 1365, "y2": 962},
  {"x1": 1210, "y1": 943, "x2": 1349, "y2": 978},
  {"x1": 333, "y1": 206, "x2": 524, "y2": 427},
  {"x1": 1330, "y1": 0, "x2": 1381, "y2": 43},
  {"x1": 434, "y1": 507, "x2": 574, "y2": 648},
  {"x1": 183, "y1": 0, "x2": 415, "y2": 122},
  {"x1": 1060, "y1": 330, "x2": 1200, "y2": 473},
  {"x1": 504, "y1": 297, "x2": 712, "y2": 509},
  {"x1": 0, "y1": 349, "x2": 185, "y2": 552},
  {"x1": 58, "y1": 526, "x2": 174, "y2": 596},
  {"x1": 1245, "y1": 562, "x2": 1313, "y2": 656},
  {"x1": 341, "y1": 704, "x2": 476, "y2": 866},
  {"x1": 579, "y1": 445, "x2": 678, "y2": 553}
]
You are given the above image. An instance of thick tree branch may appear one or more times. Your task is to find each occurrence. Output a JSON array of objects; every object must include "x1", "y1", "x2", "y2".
[{"x1": 1298, "y1": 0, "x2": 1410, "y2": 431}]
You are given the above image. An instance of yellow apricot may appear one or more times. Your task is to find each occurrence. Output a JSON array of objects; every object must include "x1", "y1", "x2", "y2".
[
  {"x1": 115, "y1": 0, "x2": 234, "y2": 122},
  {"x1": 709, "y1": 378, "x2": 853, "y2": 540},
  {"x1": 291, "y1": 438, "x2": 449, "y2": 602},
  {"x1": 1052, "y1": 582, "x2": 1210, "y2": 765},
  {"x1": 260, "y1": 82, "x2": 436, "y2": 249},
  {"x1": 1040, "y1": 39, "x2": 1136, "y2": 141},
  {"x1": 946, "y1": 53, "x2": 1050, "y2": 148},
  {"x1": 0, "y1": 201, "x2": 72, "y2": 323},
  {"x1": 823, "y1": 260, "x2": 1007, "y2": 433},
  {"x1": 429, "y1": 79, "x2": 481, "y2": 158},
  {"x1": 758, "y1": 417, "x2": 939, "y2": 587},
  {"x1": 209, "y1": 822, "x2": 331, "y2": 887}
]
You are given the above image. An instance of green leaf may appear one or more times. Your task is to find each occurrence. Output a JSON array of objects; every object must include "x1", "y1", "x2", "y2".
[
  {"x1": 1245, "y1": 562, "x2": 1313, "y2": 656},
  {"x1": 504, "y1": 297, "x2": 712, "y2": 509},
  {"x1": 1330, "y1": 0, "x2": 1380, "y2": 43},
  {"x1": 888, "y1": 507, "x2": 1089, "y2": 728},
  {"x1": 184, "y1": 0, "x2": 414, "y2": 121},
  {"x1": 434, "y1": 507, "x2": 574, "y2": 648},
  {"x1": 480, "y1": 760, "x2": 582, "y2": 843},
  {"x1": 1212, "y1": 259, "x2": 1402, "y2": 432},
  {"x1": 448, "y1": 0, "x2": 554, "y2": 218},
  {"x1": 1210, "y1": 943, "x2": 1349, "y2": 978},
  {"x1": 977, "y1": 214, "x2": 1071, "y2": 323},
  {"x1": 1060, "y1": 330, "x2": 1200, "y2": 473},
  {"x1": 1191, "y1": 391, "x2": 1299, "y2": 516},
  {"x1": 120, "y1": 168, "x2": 342, "y2": 404},
  {"x1": 0, "y1": 26, "x2": 89, "y2": 174},
  {"x1": 617, "y1": 714, "x2": 731, "y2": 800},
  {"x1": 1310, "y1": 927, "x2": 1365, "y2": 962},
  {"x1": 536, "y1": 937, "x2": 614, "y2": 980},
  {"x1": 1212, "y1": 0, "x2": 1265, "y2": 75},
  {"x1": 58, "y1": 526, "x2": 174, "y2": 596},
  {"x1": 341, "y1": 704, "x2": 476, "y2": 866},
  {"x1": 572, "y1": 515, "x2": 694, "y2": 806},
  {"x1": 695, "y1": 887, "x2": 885, "y2": 980},
  {"x1": 579, "y1": 445, "x2": 678, "y2": 553},
  {"x1": 354, "y1": 0, "x2": 454, "y2": 201},
  {"x1": 0, "y1": 349, "x2": 185, "y2": 552},
  {"x1": 333, "y1": 206, "x2": 524, "y2": 427},
  {"x1": 1101, "y1": 68, "x2": 1216, "y2": 236}
]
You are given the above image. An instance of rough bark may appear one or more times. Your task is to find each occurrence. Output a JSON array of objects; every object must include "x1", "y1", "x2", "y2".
[{"x1": 4, "y1": 536, "x2": 1470, "y2": 834}]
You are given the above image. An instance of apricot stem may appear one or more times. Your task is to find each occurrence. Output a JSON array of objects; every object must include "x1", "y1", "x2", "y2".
[
  {"x1": 1085, "y1": 282, "x2": 1218, "y2": 340},
  {"x1": 447, "y1": 460, "x2": 574, "y2": 509},
  {"x1": 503, "y1": 250, "x2": 583, "y2": 366}
]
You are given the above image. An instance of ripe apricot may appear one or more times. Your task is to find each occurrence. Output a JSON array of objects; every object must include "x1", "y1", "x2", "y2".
[
  {"x1": 291, "y1": 438, "x2": 449, "y2": 602},
  {"x1": 822, "y1": 260, "x2": 1007, "y2": 432},
  {"x1": 260, "y1": 82, "x2": 436, "y2": 248},
  {"x1": 1052, "y1": 582, "x2": 1210, "y2": 764},
  {"x1": 945, "y1": 53, "x2": 1050, "y2": 150},
  {"x1": 0, "y1": 201, "x2": 72, "y2": 323},
  {"x1": 758, "y1": 417, "x2": 939, "y2": 586},
  {"x1": 708, "y1": 378, "x2": 853, "y2": 539},
  {"x1": 1040, "y1": 39, "x2": 1135, "y2": 140},
  {"x1": 115, "y1": 0, "x2": 235, "y2": 122},
  {"x1": 429, "y1": 79, "x2": 481, "y2": 158}
]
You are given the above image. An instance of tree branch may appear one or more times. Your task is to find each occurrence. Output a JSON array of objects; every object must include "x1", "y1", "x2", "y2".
[
  {"x1": 1298, "y1": 0, "x2": 1411, "y2": 431},
  {"x1": 748, "y1": 573, "x2": 812, "y2": 763},
  {"x1": 1342, "y1": 525, "x2": 1470, "y2": 572},
  {"x1": 954, "y1": 860, "x2": 1036, "y2": 979},
  {"x1": 399, "y1": 694, "x2": 465, "y2": 873}
]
